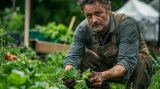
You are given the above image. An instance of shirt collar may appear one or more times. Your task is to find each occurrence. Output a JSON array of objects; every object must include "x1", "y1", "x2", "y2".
[{"x1": 109, "y1": 13, "x2": 116, "y2": 33}]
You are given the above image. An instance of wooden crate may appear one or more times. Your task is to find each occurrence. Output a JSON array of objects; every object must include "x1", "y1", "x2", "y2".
[{"x1": 29, "y1": 40, "x2": 70, "y2": 54}]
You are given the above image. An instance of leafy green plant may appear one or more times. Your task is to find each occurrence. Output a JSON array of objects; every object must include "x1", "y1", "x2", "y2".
[
  {"x1": 39, "y1": 21, "x2": 74, "y2": 44},
  {"x1": 111, "y1": 83, "x2": 125, "y2": 89},
  {"x1": 148, "y1": 50, "x2": 160, "y2": 89},
  {"x1": 0, "y1": 52, "x2": 66, "y2": 89},
  {"x1": 12, "y1": 46, "x2": 39, "y2": 60},
  {"x1": 148, "y1": 69, "x2": 160, "y2": 89},
  {"x1": 149, "y1": 50, "x2": 160, "y2": 70},
  {"x1": 63, "y1": 67, "x2": 90, "y2": 89},
  {"x1": 0, "y1": 28, "x2": 13, "y2": 65},
  {"x1": 45, "y1": 52, "x2": 65, "y2": 68},
  {"x1": 7, "y1": 70, "x2": 29, "y2": 86},
  {"x1": 0, "y1": 50, "x2": 92, "y2": 89}
]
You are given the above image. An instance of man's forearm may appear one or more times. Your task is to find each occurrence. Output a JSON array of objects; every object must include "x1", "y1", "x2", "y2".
[
  {"x1": 65, "y1": 64, "x2": 127, "y2": 81},
  {"x1": 64, "y1": 64, "x2": 75, "y2": 70},
  {"x1": 101, "y1": 65, "x2": 127, "y2": 80}
]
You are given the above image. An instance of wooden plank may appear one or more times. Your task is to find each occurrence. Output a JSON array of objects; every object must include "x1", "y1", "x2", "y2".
[
  {"x1": 30, "y1": 40, "x2": 70, "y2": 54},
  {"x1": 68, "y1": 16, "x2": 76, "y2": 30},
  {"x1": 24, "y1": 0, "x2": 30, "y2": 46}
]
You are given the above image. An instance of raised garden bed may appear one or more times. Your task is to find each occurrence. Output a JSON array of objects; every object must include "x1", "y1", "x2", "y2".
[{"x1": 29, "y1": 40, "x2": 70, "y2": 54}]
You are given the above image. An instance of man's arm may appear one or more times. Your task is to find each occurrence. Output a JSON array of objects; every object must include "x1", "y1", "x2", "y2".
[
  {"x1": 116, "y1": 18, "x2": 139, "y2": 80},
  {"x1": 89, "y1": 65, "x2": 127, "y2": 87},
  {"x1": 101, "y1": 65, "x2": 127, "y2": 80},
  {"x1": 64, "y1": 21, "x2": 89, "y2": 70},
  {"x1": 103, "y1": 19, "x2": 139, "y2": 80}
]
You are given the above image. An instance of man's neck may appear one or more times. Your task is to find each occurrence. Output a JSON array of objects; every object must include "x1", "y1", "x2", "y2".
[{"x1": 99, "y1": 21, "x2": 110, "y2": 36}]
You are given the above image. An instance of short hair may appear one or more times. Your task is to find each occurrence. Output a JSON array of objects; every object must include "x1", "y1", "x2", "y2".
[{"x1": 77, "y1": 0, "x2": 110, "y2": 12}]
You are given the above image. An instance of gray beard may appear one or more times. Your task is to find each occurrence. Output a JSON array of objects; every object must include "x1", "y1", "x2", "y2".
[{"x1": 93, "y1": 28, "x2": 100, "y2": 32}]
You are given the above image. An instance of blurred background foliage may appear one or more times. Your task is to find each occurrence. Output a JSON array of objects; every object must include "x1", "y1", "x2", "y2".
[{"x1": 0, "y1": 0, "x2": 154, "y2": 31}]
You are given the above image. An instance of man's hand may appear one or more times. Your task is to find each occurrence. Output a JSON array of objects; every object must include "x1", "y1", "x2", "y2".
[
  {"x1": 64, "y1": 64, "x2": 74, "y2": 70},
  {"x1": 62, "y1": 78, "x2": 76, "y2": 89},
  {"x1": 88, "y1": 71, "x2": 104, "y2": 88},
  {"x1": 87, "y1": 65, "x2": 127, "y2": 88},
  {"x1": 63, "y1": 65, "x2": 76, "y2": 89}
]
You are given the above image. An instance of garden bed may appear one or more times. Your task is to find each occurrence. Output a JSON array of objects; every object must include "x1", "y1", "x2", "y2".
[{"x1": 29, "y1": 40, "x2": 70, "y2": 54}]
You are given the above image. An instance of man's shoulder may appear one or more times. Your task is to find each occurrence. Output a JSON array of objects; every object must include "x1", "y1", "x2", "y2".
[
  {"x1": 77, "y1": 19, "x2": 88, "y2": 29},
  {"x1": 120, "y1": 17, "x2": 137, "y2": 27},
  {"x1": 112, "y1": 12, "x2": 136, "y2": 22},
  {"x1": 76, "y1": 19, "x2": 90, "y2": 33}
]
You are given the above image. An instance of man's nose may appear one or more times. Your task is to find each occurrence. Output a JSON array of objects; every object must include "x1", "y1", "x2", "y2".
[{"x1": 92, "y1": 15, "x2": 98, "y2": 23}]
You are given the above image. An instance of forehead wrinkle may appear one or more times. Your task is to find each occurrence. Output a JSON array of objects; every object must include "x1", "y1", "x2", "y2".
[{"x1": 84, "y1": 2, "x2": 103, "y2": 14}]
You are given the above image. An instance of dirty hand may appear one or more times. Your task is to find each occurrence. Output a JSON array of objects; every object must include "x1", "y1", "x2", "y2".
[
  {"x1": 88, "y1": 71, "x2": 104, "y2": 88},
  {"x1": 62, "y1": 78, "x2": 76, "y2": 89}
]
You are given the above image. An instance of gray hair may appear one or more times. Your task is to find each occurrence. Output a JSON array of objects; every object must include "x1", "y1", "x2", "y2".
[{"x1": 77, "y1": 0, "x2": 110, "y2": 12}]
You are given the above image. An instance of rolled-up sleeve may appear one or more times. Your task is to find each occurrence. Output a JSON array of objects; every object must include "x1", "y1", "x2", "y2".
[
  {"x1": 116, "y1": 19, "x2": 140, "y2": 80},
  {"x1": 63, "y1": 24, "x2": 88, "y2": 68}
]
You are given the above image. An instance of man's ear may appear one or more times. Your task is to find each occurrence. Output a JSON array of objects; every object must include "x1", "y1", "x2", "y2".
[{"x1": 107, "y1": 5, "x2": 111, "y2": 13}]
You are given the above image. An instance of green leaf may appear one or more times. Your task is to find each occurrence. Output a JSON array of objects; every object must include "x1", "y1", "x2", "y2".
[
  {"x1": 74, "y1": 80, "x2": 88, "y2": 89},
  {"x1": 7, "y1": 70, "x2": 28, "y2": 86},
  {"x1": 0, "y1": 76, "x2": 8, "y2": 89},
  {"x1": 63, "y1": 67, "x2": 81, "y2": 80},
  {"x1": 82, "y1": 69, "x2": 90, "y2": 80}
]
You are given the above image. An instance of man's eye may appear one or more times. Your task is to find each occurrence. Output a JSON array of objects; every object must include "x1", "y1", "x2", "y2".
[{"x1": 95, "y1": 12, "x2": 101, "y2": 16}]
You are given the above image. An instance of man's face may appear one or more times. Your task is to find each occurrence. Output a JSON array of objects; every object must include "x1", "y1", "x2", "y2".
[{"x1": 83, "y1": 2, "x2": 110, "y2": 33}]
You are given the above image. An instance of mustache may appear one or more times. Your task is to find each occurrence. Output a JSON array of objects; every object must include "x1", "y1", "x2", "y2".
[{"x1": 92, "y1": 23, "x2": 103, "y2": 27}]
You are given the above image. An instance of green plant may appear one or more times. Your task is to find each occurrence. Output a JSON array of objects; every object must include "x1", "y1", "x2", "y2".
[
  {"x1": 0, "y1": 28, "x2": 13, "y2": 66},
  {"x1": 45, "y1": 52, "x2": 65, "y2": 68},
  {"x1": 148, "y1": 50, "x2": 160, "y2": 89},
  {"x1": 0, "y1": 50, "x2": 92, "y2": 89},
  {"x1": 12, "y1": 46, "x2": 39, "y2": 60},
  {"x1": 148, "y1": 69, "x2": 160, "y2": 89},
  {"x1": 111, "y1": 83, "x2": 125, "y2": 89},
  {"x1": 39, "y1": 21, "x2": 74, "y2": 44},
  {"x1": 63, "y1": 67, "x2": 91, "y2": 89}
]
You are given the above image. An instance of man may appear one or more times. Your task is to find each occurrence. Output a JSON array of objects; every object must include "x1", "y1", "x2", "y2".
[{"x1": 63, "y1": 0, "x2": 153, "y2": 89}]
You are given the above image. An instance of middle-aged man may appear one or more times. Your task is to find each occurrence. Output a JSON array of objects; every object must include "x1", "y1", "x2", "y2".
[{"x1": 63, "y1": 0, "x2": 154, "y2": 89}]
